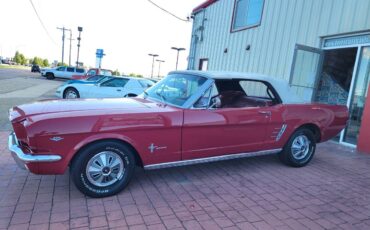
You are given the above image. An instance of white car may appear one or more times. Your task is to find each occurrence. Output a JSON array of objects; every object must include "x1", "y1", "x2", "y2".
[
  {"x1": 41, "y1": 66, "x2": 86, "y2": 79},
  {"x1": 56, "y1": 76, "x2": 155, "y2": 99}
]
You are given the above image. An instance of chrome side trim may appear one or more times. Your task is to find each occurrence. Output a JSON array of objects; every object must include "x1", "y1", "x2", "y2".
[
  {"x1": 8, "y1": 132, "x2": 62, "y2": 170},
  {"x1": 276, "y1": 124, "x2": 287, "y2": 141},
  {"x1": 144, "y1": 148, "x2": 282, "y2": 170}
]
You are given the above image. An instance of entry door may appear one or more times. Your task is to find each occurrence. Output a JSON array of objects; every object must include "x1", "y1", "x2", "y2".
[
  {"x1": 342, "y1": 46, "x2": 370, "y2": 145},
  {"x1": 182, "y1": 107, "x2": 269, "y2": 160},
  {"x1": 289, "y1": 44, "x2": 324, "y2": 102}
]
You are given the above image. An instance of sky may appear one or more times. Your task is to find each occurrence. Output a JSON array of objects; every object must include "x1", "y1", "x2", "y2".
[{"x1": 0, "y1": 0, "x2": 205, "y2": 76}]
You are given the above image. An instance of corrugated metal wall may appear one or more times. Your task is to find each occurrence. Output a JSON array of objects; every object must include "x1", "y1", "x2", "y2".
[{"x1": 189, "y1": 0, "x2": 370, "y2": 81}]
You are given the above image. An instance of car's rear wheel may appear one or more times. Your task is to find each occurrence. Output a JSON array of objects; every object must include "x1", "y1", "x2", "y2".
[
  {"x1": 46, "y1": 73, "x2": 55, "y2": 80},
  {"x1": 70, "y1": 141, "x2": 136, "y2": 198},
  {"x1": 63, "y1": 88, "x2": 80, "y2": 99},
  {"x1": 279, "y1": 128, "x2": 316, "y2": 167}
]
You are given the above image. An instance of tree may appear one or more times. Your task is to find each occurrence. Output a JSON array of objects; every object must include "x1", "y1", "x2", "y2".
[
  {"x1": 14, "y1": 51, "x2": 22, "y2": 64},
  {"x1": 32, "y1": 57, "x2": 43, "y2": 66},
  {"x1": 42, "y1": 59, "x2": 49, "y2": 67},
  {"x1": 112, "y1": 69, "x2": 120, "y2": 76},
  {"x1": 129, "y1": 73, "x2": 143, "y2": 78},
  {"x1": 57, "y1": 62, "x2": 67, "y2": 66},
  {"x1": 19, "y1": 54, "x2": 26, "y2": 65}
]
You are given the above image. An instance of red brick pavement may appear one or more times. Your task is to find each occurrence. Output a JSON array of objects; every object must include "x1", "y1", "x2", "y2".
[{"x1": 1, "y1": 131, "x2": 370, "y2": 229}]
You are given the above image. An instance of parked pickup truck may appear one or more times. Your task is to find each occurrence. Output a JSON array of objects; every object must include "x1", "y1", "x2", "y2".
[
  {"x1": 41, "y1": 66, "x2": 86, "y2": 80},
  {"x1": 71, "y1": 68, "x2": 112, "y2": 80}
]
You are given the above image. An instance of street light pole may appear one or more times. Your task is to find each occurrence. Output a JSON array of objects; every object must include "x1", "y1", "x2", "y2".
[
  {"x1": 67, "y1": 29, "x2": 73, "y2": 66},
  {"x1": 156, "y1": 60, "x2": 165, "y2": 78},
  {"x1": 148, "y1": 53, "x2": 158, "y2": 78},
  {"x1": 57, "y1": 27, "x2": 69, "y2": 65},
  {"x1": 76, "y1": 26, "x2": 83, "y2": 67},
  {"x1": 171, "y1": 47, "x2": 185, "y2": 70}
]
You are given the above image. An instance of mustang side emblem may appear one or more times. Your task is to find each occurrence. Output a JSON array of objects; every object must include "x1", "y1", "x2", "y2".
[
  {"x1": 50, "y1": 136, "x2": 64, "y2": 142},
  {"x1": 148, "y1": 143, "x2": 167, "y2": 153}
]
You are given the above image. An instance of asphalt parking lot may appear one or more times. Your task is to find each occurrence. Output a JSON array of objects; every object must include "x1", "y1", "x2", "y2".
[
  {"x1": 0, "y1": 68, "x2": 62, "y2": 131},
  {"x1": 1, "y1": 69, "x2": 370, "y2": 229}
]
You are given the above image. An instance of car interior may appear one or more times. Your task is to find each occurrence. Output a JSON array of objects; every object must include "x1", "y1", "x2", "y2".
[{"x1": 194, "y1": 79, "x2": 280, "y2": 109}]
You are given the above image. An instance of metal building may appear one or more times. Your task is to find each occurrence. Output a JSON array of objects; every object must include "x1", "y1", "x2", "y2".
[{"x1": 188, "y1": 0, "x2": 370, "y2": 148}]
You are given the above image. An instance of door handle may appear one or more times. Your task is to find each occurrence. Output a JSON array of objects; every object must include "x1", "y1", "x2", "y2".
[
  {"x1": 258, "y1": 111, "x2": 271, "y2": 116},
  {"x1": 117, "y1": 89, "x2": 121, "y2": 92}
]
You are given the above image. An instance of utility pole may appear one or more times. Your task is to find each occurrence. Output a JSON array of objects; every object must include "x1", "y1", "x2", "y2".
[
  {"x1": 76, "y1": 26, "x2": 83, "y2": 67},
  {"x1": 57, "y1": 27, "x2": 68, "y2": 65},
  {"x1": 148, "y1": 53, "x2": 158, "y2": 78},
  {"x1": 156, "y1": 60, "x2": 165, "y2": 78},
  {"x1": 67, "y1": 30, "x2": 74, "y2": 66},
  {"x1": 171, "y1": 47, "x2": 185, "y2": 70}
]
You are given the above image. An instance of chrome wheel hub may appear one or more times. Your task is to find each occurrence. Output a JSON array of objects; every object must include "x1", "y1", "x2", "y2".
[
  {"x1": 291, "y1": 135, "x2": 311, "y2": 160},
  {"x1": 86, "y1": 151, "x2": 124, "y2": 187},
  {"x1": 66, "y1": 90, "x2": 77, "y2": 99}
]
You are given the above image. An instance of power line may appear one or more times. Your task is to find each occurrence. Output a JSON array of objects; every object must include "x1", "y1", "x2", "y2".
[
  {"x1": 146, "y1": 0, "x2": 189, "y2": 22},
  {"x1": 28, "y1": 0, "x2": 57, "y2": 45}
]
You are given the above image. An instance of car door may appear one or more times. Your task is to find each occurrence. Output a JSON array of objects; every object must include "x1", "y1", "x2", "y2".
[
  {"x1": 183, "y1": 107, "x2": 269, "y2": 160},
  {"x1": 182, "y1": 80, "x2": 279, "y2": 160},
  {"x1": 121, "y1": 79, "x2": 140, "y2": 96},
  {"x1": 65, "y1": 67, "x2": 75, "y2": 79},
  {"x1": 55, "y1": 66, "x2": 66, "y2": 77},
  {"x1": 92, "y1": 78, "x2": 129, "y2": 98}
]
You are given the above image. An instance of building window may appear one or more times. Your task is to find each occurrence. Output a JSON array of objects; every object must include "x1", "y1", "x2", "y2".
[
  {"x1": 199, "y1": 59, "x2": 209, "y2": 71},
  {"x1": 231, "y1": 0, "x2": 264, "y2": 32}
]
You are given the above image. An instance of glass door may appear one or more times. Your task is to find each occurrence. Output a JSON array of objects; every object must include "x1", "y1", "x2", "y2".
[
  {"x1": 289, "y1": 44, "x2": 323, "y2": 102},
  {"x1": 343, "y1": 46, "x2": 370, "y2": 145}
]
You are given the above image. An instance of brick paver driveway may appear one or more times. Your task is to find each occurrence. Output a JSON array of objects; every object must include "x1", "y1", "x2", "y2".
[{"x1": 1, "y1": 131, "x2": 370, "y2": 230}]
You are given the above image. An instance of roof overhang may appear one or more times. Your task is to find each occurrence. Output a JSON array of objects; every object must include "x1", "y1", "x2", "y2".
[{"x1": 192, "y1": 0, "x2": 218, "y2": 14}]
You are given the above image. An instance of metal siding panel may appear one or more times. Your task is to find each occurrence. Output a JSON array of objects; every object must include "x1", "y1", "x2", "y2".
[
  {"x1": 255, "y1": 0, "x2": 275, "y2": 74},
  {"x1": 189, "y1": 0, "x2": 370, "y2": 79}
]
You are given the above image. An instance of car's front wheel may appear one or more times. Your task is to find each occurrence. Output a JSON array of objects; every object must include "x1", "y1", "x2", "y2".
[
  {"x1": 46, "y1": 72, "x2": 55, "y2": 80},
  {"x1": 70, "y1": 141, "x2": 136, "y2": 198},
  {"x1": 63, "y1": 88, "x2": 80, "y2": 99},
  {"x1": 279, "y1": 128, "x2": 316, "y2": 167}
]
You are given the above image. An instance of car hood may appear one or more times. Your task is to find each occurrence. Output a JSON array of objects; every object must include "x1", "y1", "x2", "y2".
[
  {"x1": 9, "y1": 98, "x2": 158, "y2": 123},
  {"x1": 63, "y1": 80, "x2": 93, "y2": 85}
]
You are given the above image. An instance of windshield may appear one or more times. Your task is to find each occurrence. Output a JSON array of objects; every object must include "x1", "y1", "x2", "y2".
[{"x1": 146, "y1": 73, "x2": 207, "y2": 107}]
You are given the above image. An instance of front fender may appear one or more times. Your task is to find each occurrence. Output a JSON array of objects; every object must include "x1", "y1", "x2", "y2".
[{"x1": 65, "y1": 132, "x2": 141, "y2": 169}]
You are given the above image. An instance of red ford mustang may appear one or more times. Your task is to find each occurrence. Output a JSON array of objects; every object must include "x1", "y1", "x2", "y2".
[{"x1": 8, "y1": 71, "x2": 349, "y2": 197}]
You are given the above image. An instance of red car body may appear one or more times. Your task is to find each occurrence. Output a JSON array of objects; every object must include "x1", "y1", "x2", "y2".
[
  {"x1": 72, "y1": 68, "x2": 113, "y2": 80},
  {"x1": 8, "y1": 70, "x2": 347, "y2": 171}
]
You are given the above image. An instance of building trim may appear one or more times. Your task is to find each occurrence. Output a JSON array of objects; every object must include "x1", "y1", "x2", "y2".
[{"x1": 193, "y1": 0, "x2": 218, "y2": 14}]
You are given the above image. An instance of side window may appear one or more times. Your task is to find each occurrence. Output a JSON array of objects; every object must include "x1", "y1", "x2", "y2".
[
  {"x1": 139, "y1": 80, "x2": 154, "y2": 88},
  {"x1": 193, "y1": 84, "x2": 219, "y2": 108},
  {"x1": 57, "y1": 67, "x2": 66, "y2": 71},
  {"x1": 66, "y1": 67, "x2": 74, "y2": 72},
  {"x1": 76, "y1": 68, "x2": 85, "y2": 73},
  {"x1": 232, "y1": 0, "x2": 264, "y2": 32},
  {"x1": 239, "y1": 80, "x2": 272, "y2": 98},
  {"x1": 87, "y1": 69, "x2": 97, "y2": 76},
  {"x1": 101, "y1": 78, "x2": 129, "y2": 87},
  {"x1": 102, "y1": 70, "x2": 112, "y2": 76}
]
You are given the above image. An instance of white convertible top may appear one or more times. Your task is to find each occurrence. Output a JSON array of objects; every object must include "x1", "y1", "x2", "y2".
[{"x1": 170, "y1": 70, "x2": 303, "y2": 104}]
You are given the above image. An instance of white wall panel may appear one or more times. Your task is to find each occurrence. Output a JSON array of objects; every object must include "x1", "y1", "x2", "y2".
[{"x1": 190, "y1": 0, "x2": 370, "y2": 81}]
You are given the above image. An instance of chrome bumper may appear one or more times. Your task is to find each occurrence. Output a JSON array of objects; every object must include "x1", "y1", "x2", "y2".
[{"x1": 8, "y1": 132, "x2": 62, "y2": 170}]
